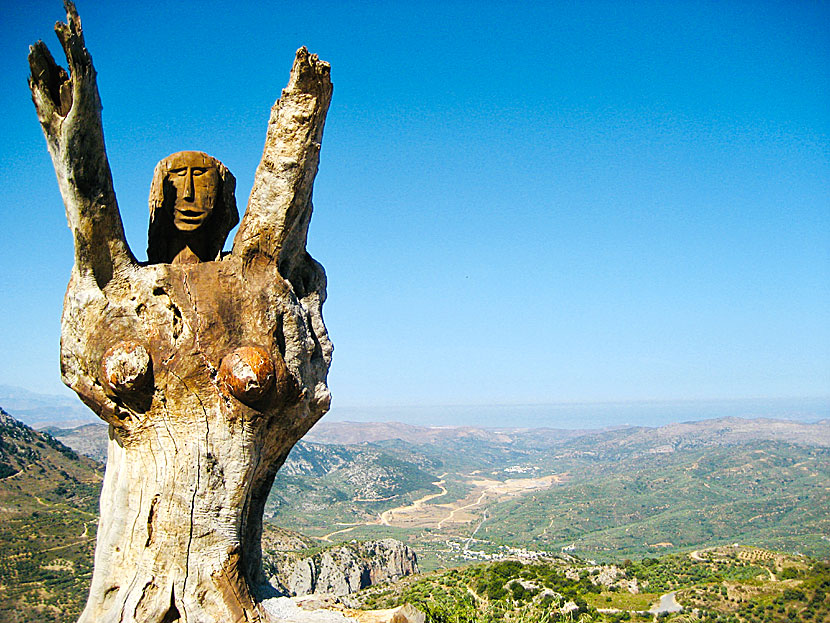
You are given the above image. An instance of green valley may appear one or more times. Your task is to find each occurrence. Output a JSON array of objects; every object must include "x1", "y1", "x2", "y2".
[{"x1": 2, "y1": 405, "x2": 828, "y2": 621}]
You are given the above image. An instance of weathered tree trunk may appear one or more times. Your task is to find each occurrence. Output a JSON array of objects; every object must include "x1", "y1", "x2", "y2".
[{"x1": 28, "y1": 4, "x2": 333, "y2": 622}]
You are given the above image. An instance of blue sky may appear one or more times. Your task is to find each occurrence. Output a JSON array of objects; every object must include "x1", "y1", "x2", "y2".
[{"x1": 0, "y1": 1, "x2": 828, "y2": 423}]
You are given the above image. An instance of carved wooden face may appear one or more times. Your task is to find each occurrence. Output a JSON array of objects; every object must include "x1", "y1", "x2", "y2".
[{"x1": 165, "y1": 152, "x2": 220, "y2": 232}]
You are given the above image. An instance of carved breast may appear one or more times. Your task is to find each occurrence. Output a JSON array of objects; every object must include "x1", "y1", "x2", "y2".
[{"x1": 63, "y1": 257, "x2": 300, "y2": 427}]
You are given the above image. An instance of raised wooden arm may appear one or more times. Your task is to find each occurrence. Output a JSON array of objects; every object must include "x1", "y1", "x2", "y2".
[
  {"x1": 232, "y1": 47, "x2": 332, "y2": 285},
  {"x1": 28, "y1": 1, "x2": 134, "y2": 288}
]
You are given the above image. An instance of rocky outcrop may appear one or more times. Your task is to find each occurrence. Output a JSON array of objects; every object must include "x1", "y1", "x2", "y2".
[{"x1": 265, "y1": 539, "x2": 419, "y2": 597}]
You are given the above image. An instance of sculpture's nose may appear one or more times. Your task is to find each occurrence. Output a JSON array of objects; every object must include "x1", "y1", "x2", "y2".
[{"x1": 183, "y1": 168, "x2": 194, "y2": 200}]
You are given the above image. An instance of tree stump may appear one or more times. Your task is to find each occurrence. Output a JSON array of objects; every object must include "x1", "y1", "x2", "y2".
[{"x1": 28, "y1": 3, "x2": 333, "y2": 622}]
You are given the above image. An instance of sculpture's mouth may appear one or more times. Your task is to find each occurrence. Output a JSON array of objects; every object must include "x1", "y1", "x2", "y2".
[
  {"x1": 178, "y1": 209, "x2": 207, "y2": 220},
  {"x1": 174, "y1": 208, "x2": 210, "y2": 231}
]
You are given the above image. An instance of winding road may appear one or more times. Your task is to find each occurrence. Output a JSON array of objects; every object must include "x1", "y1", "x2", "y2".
[
  {"x1": 319, "y1": 472, "x2": 561, "y2": 543},
  {"x1": 379, "y1": 479, "x2": 448, "y2": 526}
]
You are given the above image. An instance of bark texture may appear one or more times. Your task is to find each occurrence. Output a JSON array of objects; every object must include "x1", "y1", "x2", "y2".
[{"x1": 29, "y1": 3, "x2": 333, "y2": 622}]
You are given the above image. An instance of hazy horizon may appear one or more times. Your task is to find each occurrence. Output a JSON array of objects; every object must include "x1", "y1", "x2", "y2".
[
  {"x1": 2, "y1": 383, "x2": 826, "y2": 431},
  {"x1": 323, "y1": 395, "x2": 830, "y2": 429}
]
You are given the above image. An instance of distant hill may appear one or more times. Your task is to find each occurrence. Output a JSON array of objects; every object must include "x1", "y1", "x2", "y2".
[
  {"x1": 0, "y1": 408, "x2": 103, "y2": 622},
  {"x1": 304, "y1": 420, "x2": 601, "y2": 445},
  {"x1": 483, "y1": 439, "x2": 830, "y2": 560},
  {"x1": 37, "y1": 414, "x2": 830, "y2": 571},
  {"x1": 0, "y1": 385, "x2": 97, "y2": 429},
  {"x1": 266, "y1": 440, "x2": 441, "y2": 527},
  {"x1": 47, "y1": 415, "x2": 830, "y2": 467},
  {"x1": 40, "y1": 423, "x2": 108, "y2": 463},
  {"x1": 306, "y1": 417, "x2": 830, "y2": 449},
  {"x1": 270, "y1": 417, "x2": 830, "y2": 567},
  {"x1": 557, "y1": 416, "x2": 830, "y2": 453}
]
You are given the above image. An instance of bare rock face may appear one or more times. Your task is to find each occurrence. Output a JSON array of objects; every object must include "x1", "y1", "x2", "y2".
[
  {"x1": 265, "y1": 539, "x2": 419, "y2": 597},
  {"x1": 29, "y1": 4, "x2": 333, "y2": 622}
]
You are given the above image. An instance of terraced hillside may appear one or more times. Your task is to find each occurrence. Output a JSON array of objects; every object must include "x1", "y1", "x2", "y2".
[
  {"x1": 354, "y1": 546, "x2": 830, "y2": 622},
  {"x1": 0, "y1": 408, "x2": 102, "y2": 622},
  {"x1": 482, "y1": 440, "x2": 830, "y2": 560}
]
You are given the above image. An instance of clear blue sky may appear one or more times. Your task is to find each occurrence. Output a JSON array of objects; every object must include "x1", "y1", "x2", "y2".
[{"x1": 1, "y1": 1, "x2": 828, "y2": 421}]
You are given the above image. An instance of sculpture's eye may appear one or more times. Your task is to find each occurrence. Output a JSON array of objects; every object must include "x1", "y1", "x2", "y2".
[
  {"x1": 192, "y1": 168, "x2": 206, "y2": 176},
  {"x1": 169, "y1": 168, "x2": 188, "y2": 177}
]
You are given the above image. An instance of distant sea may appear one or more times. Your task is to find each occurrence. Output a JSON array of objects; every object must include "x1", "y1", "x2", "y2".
[
  {"x1": 324, "y1": 397, "x2": 830, "y2": 429},
  {"x1": 1, "y1": 383, "x2": 827, "y2": 431}
]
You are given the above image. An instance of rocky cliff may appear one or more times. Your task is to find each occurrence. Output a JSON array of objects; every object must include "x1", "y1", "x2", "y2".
[{"x1": 265, "y1": 539, "x2": 419, "y2": 597}]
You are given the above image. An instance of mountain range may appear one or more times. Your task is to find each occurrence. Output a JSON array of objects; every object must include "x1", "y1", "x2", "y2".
[
  {"x1": 1, "y1": 397, "x2": 828, "y2": 621},
  {"x1": 36, "y1": 408, "x2": 830, "y2": 569}
]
